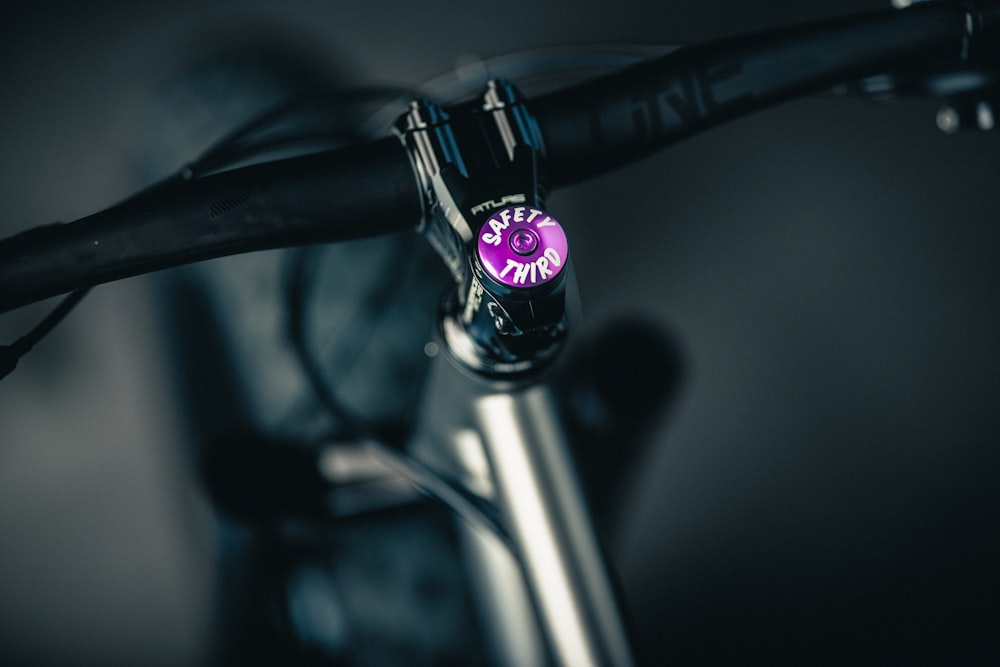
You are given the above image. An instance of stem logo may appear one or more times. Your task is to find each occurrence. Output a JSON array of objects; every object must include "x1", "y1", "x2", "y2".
[{"x1": 470, "y1": 193, "x2": 526, "y2": 215}]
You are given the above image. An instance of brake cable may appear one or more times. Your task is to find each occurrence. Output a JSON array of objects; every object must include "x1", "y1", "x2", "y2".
[{"x1": 0, "y1": 287, "x2": 90, "y2": 380}]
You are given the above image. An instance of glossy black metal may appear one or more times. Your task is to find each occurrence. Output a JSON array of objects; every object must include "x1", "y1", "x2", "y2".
[{"x1": 397, "y1": 80, "x2": 569, "y2": 377}]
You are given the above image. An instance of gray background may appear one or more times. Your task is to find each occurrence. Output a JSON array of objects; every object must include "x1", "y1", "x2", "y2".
[{"x1": 1, "y1": 0, "x2": 998, "y2": 664}]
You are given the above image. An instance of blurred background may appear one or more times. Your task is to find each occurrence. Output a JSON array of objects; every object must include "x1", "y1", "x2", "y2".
[{"x1": 1, "y1": 0, "x2": 998, "y2": 664}]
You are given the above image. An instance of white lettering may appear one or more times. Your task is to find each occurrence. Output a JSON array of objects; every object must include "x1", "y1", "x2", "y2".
[
  {"x1": 536, "y1": 256, "x2": 552, "y2": 279},
  {"x1": 513, "y1": 262, "x2": 531, "y2": 285},
  {"x1": 493, "y1": 247, "x2": 563, "y2": 286},
  {"x1": 526, "y1": 208, "x2": 541, "y2": 223},
  {"x1": 471, "y1": 193, "x2": 527, "y2": 215},
  {"x1": 499, "y1": 209, "x2": 512, "y2": 225},
  {"x1": 482, "y1": 232, "x2": 501, "y2": 246},
  {"x1": 499, "y1": 258, "x2": 520, "y2": 279},
  {"x1": 536, "y1": 216, "x2": 556, "y2": 228},
  {"x1": 513, "y1": 206, "x2": 525, "y2": 222}
]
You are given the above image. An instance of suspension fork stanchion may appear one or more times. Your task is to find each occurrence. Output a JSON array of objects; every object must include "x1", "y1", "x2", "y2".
[
  {"x1": 473, "y1": 382, "x2": 635, "y2": 667},
  {"x1": 411, "y1": 350, "x2": 634, "y2": 667},
  {"x1": 398, "y1": 83, "x2": 635, "y2": 666},
  {"x1": 408, "y1": 356, "x2": 551, "y2": 667}
]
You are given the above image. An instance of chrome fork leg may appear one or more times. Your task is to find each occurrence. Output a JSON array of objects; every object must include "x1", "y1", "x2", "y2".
[{"x1": 410, "y1": 351, "x2": 634, "y2": 666}]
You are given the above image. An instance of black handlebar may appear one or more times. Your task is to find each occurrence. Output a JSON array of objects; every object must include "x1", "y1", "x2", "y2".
[
  {"x1": 533, "y1": 2, "x2": 977, "y2": 185},
  {"x1": 0, "y1": 138, "x2": 420, "y2": 312},
  {"x1": 0, "y1": 1, "x2": 996, "y2": 314}
]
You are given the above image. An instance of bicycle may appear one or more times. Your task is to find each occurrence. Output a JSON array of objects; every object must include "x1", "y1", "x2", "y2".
[{"x1": 1, "y1": 1, "x2": 999, "y2": 664}]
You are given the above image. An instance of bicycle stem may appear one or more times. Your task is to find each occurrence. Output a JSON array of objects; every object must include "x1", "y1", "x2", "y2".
[{"x1": 396, "y1": 80, "x2": 570, "y2": 377}]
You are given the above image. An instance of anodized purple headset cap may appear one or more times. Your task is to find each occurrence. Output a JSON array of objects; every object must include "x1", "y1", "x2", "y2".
[{"x1": 476, "y1": 206, "x2": 568, "y2": 289}]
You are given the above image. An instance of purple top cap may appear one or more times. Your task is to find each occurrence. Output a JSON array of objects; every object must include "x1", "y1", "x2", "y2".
[{"x1": 476, "y1": 206, "x2": 569, "y2": 289}]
